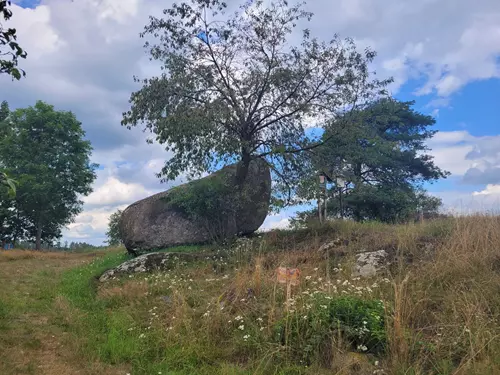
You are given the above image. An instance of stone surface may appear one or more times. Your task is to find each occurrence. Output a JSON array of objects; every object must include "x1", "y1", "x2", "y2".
[
  {"x1": 352, "y1": 250, "x2": 388, "y2": 278},
  {"x1": 120, "y1": 159, "x2": 271, "y2": 254},
  {"x1": 99, "y1": 252, "x2": 216, "y2": 282},
  {"x1": 318, "y1": 238, "x2": 349, "y2": 253}
]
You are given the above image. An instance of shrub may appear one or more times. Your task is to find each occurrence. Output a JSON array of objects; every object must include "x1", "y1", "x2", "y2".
[{"x1": 276, "y1": 295, "x2": 387, "y2": 364}]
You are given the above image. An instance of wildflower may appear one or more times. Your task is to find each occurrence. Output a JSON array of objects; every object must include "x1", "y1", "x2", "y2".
[
  {"x1": 238, "y1": 325, "x2": 245, "y2": 330},
  {"x1": 243, "y1": 334, "x2": 250, "y2": 341},
  {"x1": 203, "y1": 311, "x2": 210, "y2": 317},
  {"x1": 139, "y1": 333, "x2": 145, "y2": 338},
  {"x1": 260, "y1": 327, "x2": 265, "y2": 331},
  {"x1": 235, "y1": 315, "x2": 243, "y2": 321},
  {"x1": 314, "y1": 267, "x2": 319, "y2": 271},
  {"x1": 374, "y1": 361, "x2": 379, "y2": 366},
  {"x1": 303, "y1": 315, "x2": 308, "y2": 320},
  {"x1": 357, "y1": 344, "x2": 368, "y2": 352},
  {"x1": 305, "y1": 276, "x2": 312, "y2": 280},
  {"x1": 256, "y1": 317, "x2": 263, "y2": 322}
]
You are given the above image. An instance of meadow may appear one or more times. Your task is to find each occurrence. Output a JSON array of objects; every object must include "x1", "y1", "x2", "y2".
[{"x1": 1, "y1": 216, "x2": 500, "y2": 375}]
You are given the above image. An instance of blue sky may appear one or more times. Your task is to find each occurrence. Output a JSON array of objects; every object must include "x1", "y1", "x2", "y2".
[{"x1": 2, "y1": 0, "x2": 500, "y2": 243}]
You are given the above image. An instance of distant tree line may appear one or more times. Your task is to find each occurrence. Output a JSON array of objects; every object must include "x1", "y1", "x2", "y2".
[{"x1": 13, "y1": 240, "x2": 101, "y2": 251}]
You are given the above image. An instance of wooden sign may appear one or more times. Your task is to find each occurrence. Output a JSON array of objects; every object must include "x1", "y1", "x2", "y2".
[{"x1": 276, "y1": 267, "x2": 300, "y2": 286}]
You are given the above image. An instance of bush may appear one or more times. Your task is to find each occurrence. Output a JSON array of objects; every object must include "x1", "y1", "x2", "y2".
[{"x1": 276, "y1": 295, "x2": 387, "y2": 364}]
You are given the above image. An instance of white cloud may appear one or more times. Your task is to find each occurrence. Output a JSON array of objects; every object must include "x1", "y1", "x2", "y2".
[
  {"x1": 473, "y1": 184, "x2": 500, "y2": 196},
  {"x1": 428, "y1": 131, "x2": 500, "y2": 180},
  {"x1": 83, "y1": 176, "x2": 157, "y2": 206},
  {"x1": 432, "y1": 189, "x2": 500, "y2": 215},
  {"x1": 261, "y1": 217, "x2": 291, "y2": 231},
  {"x1": 428, "y1": 144, "x2": 475, "y2": 176}
]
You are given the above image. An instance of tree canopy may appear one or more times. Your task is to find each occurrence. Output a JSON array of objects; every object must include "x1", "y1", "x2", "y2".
[
  {"x1": 122, "y1": 0, "x2": 390, "y2": 204},
  {"x1": 0, "y1": 0, "x2": 27, "y2": 80},
  {"x1": 0, "y1": 101, "x2": 97, "y2": 249},
  {"x1": 296, "y1": 98, "x2": 449, "y2": 223}
]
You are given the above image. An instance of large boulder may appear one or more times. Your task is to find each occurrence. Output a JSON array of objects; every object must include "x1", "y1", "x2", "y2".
[{"x1": 120, "y1": 159, "x2": 271, "y2": 254}]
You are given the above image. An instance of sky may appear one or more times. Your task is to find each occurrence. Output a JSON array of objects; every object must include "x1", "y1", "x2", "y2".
[{"x1": 2, "y1": 0, "x2": 500, "y2": 245}]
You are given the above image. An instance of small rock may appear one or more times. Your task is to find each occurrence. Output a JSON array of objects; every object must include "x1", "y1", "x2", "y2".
[
  {"x1": 318, "y1": 238, "x2": 349, "y2": 253},
  {"x1": 352, "y1": 250, "x2": 388, "y2": 278}
]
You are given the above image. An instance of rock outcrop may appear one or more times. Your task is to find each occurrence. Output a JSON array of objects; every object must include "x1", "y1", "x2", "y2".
[
  {"x1": 352, "y1": 250, "x2": 388, "y2": 278},
  {"x1": 99, "y1": 252, "x2": 216, "y2": 282},
  {"x1": 120, "y1": 159, "x2": 271, "y2": 254}
]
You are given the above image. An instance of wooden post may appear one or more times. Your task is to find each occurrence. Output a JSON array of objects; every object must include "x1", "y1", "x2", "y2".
[{"x1": 286, "y1": 282, "x2": 292, "y2": 312}]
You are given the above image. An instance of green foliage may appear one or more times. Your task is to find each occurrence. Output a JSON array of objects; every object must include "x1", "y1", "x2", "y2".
[
  {"x1": 297, "y1": 98, "x2": 448, "y2": 222},
  {"x1": 0, "y1": 170, "x2": 16, "y2": 198},
  {"x1": 277, "y1": 295, "x2": 387, "y2": 363},
  {"x1": 106, "y1": 209, "x2": 123, "y2": 246},
  {"x1": 122, "y1": 0, "x2": 390, "y2": 201},
  {"x1": 164, "y1": 171, "x2": 238, "y2": 240},
  {"x1": 0, "y1": 100, "x2": 98, "y2": 248},
  {"x1": 0, "y1": 1, "x2": 27, "y2": 80}
]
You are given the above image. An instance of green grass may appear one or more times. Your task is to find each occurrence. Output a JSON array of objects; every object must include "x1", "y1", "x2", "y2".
[{"x1": 2, "y1": 218, "x2": 500, "y2": 375}]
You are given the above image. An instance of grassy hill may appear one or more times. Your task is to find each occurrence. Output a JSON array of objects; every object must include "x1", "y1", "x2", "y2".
[{"x1": 1, "y1": 217, "x2": 500, "y2": 375}]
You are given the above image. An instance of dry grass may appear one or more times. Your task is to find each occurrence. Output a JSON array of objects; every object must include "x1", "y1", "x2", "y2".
[
  {"x1": 2, "y1": 218, "x2": 500, "y2": 374},
  {"x1": 0, "y1": 249, "x2": 76, "y2": 262}
]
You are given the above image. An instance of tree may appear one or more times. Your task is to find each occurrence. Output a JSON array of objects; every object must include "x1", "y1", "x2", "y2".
[
  {"x1": 105, "y1": 209, "x2": 123, "y2": 246},
  {"x1": 0, "y1": 101, "x2": 16, "y2": 198},
  {"x1": 296, "y1": 98, "x2": 449, "y2": 223},
  {"x1": 122, "y1": 0, "x2": 390, "y2": 205},
  {"x1": 0, "y1": 101, "x2": 98, "y2": 249},
  {"x1": 1, "y1": 0, "x2": 27, "y2": 79}
]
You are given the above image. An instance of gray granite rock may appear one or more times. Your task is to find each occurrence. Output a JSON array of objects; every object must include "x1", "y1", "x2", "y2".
[
  {"x1": 99, "y1": 252, "x2": 215, "y2": 282},
  {"x1": 352, "y1": 250, "x2": 388, "y2": 278},
  {"x1": 120, "y1": 159, "x2": 271, "y2": 254}
]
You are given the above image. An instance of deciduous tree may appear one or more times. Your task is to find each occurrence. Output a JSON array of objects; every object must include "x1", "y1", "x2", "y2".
[
  {"x1": 0, "y1": 101, "x2": 97, "y2": 249},
  {"x1": 0, "y1": 0, "x2": 27, "y2": 79},
  {"x1": 122, "y1": 0, "x2": 389, "y2": 205},
  {"x1": 105, "y1": 209, "x2": 123, "y2": 246}
]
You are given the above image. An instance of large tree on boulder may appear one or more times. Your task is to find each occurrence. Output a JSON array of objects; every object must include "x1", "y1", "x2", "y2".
[{"x1": 122, "y1": 0, "x2": 390, "y2": 206}]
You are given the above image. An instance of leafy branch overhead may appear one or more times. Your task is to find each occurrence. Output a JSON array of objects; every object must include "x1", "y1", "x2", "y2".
[
  {"x1": 122, "y1": 0, "x2": 391, "y2": 202},
  {"x1": 0, "y1": 0, "x2": 27, "y2": 80}
]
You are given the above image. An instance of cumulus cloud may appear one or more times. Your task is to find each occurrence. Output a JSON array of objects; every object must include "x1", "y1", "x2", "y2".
[
  {"x1": 432, "y1": 188, "x2": 500, "y2": 215},
  {"x1": 427, "y1": 131, "x2": 500, "y2": 184},
  {"x1": 84, "y1": 176, "x2": 157, "y2": 206},
  {"x1": 2, "y1": 0, "x2": 500, "y2": 243}
]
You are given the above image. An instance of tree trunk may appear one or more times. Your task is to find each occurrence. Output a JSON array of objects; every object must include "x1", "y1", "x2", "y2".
[
  {"x1": 35, "y1": 220, "x2": 42, "y2": 251},
  {"x1": 236, "y1": 150, "x2": 251, "y2": 187},
  {"x1": 323, "y1": 183, "x2": 327, "y2": 222},
  {"x1": 353, "y1": 163, "x2": 362, "y2": 222}
]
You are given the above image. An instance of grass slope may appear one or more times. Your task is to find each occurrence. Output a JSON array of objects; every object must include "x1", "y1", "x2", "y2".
[{"x1": 1, "y1": 217, "x2": 500, "y2": 374}]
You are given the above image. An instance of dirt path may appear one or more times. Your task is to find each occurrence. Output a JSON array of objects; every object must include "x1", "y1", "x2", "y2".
[{"x1": 0, "y1": 251, "x2": 127, "y2": 375}]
